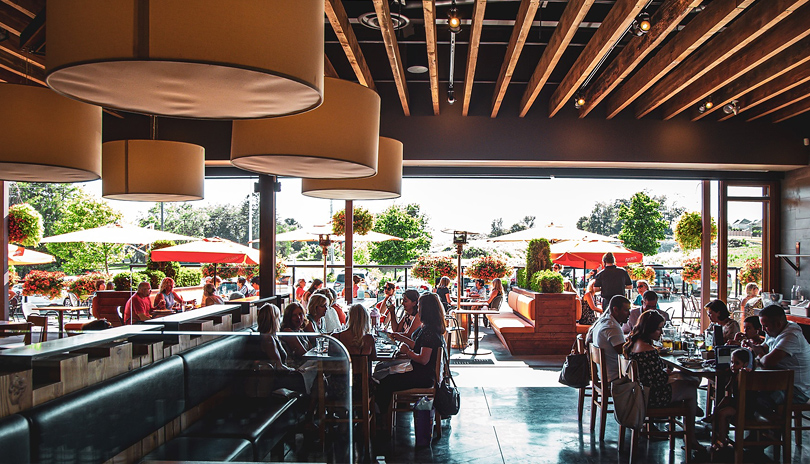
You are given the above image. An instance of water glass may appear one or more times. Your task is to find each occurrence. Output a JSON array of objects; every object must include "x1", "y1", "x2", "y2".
[{"x1": 317, "y1": 337, "x2": 329, "y2": 354}]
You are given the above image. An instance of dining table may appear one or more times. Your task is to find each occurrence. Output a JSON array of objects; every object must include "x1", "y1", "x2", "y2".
[
  {"x1": 453, "y1": 303, "x2": 500, "y2": 356},
  {"x1": 36, "y1": 306, "x2": 90, "y2": 338}
]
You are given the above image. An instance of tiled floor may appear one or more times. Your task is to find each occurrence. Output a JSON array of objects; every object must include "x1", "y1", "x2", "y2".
[{"x1": 283, "y1": 324, "x2": 810, "y2": 463}]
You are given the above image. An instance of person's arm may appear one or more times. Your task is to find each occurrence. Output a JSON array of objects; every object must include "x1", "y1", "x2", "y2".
[
  {"x1": 624, "y1": 270, "x2": 633, "y2": 290},
  {"x1": 153, "y1": 294, "x2": 165, "y2": 309},
  {"x1": 362, "y1": 334, "x2": 376, "y2": 357},
  {"x1": 401, "y1": 344, "x2": 432, "y2": 365},
  {"x1": 281, "y1": 329, "x2": 308, "y2": 356},
  {"x1": 390, "y1": 332, "x2": 415, "y2": 349},
  {"x1": 173, "y1": 291, "x2": 184, "y2": 304}
]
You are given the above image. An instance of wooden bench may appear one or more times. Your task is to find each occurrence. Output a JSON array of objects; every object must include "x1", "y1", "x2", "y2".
[{"x1": 487, "y1": 287, "x2": 580, "y2": 355}]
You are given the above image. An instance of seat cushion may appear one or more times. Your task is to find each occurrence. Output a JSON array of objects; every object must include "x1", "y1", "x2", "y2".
[
  {"x1": 0, "y1": 414, "x2": 30, "y2": 463},
  {"x1": 24, "y1": 356, "x2": 185, "y2": 464},
  {"x1": 141, "y1": 436, "x2": 253, "y2": 462},
  {"x1": 576, "y1": 324, "x2": 591, "y2": 334},
  {"x1": 488, "y1": 314, "x2": 534, "y2": 334},
  {"x1": 508, "y1": 293, "x2": 535, "y2": 323},
  {"x1": 182, "y1": 396, "x2": 299, "y2": 460},
  {"x1": 179, "y1": 335, "x2": 250, "y2": 408}
]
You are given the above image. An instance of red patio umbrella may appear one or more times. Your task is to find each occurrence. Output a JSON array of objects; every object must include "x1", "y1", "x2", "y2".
[
  {"x1": 550, "y1": 240, "x2": 643, "y2": 270},
  {"x1": 150, "y1": 237, "x2": 259, "y2": 283}
]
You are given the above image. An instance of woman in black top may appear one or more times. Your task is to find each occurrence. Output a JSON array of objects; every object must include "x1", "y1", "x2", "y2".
[
  {"x1": 436, "y1": 276, "x2": 452, "y2": 310},
  {"x1": 376, "y1": 293, "x2": 446, "y2": 413}
]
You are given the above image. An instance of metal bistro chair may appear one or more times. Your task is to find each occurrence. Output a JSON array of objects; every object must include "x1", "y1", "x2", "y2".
[
  {"x1": 445, "y1": 313, "x2": 466, "y2": 355},
  {"x1": 679, "y1": 295, "x2": 701, "y2": 332}
]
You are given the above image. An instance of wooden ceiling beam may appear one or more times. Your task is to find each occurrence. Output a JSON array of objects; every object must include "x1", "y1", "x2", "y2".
[
  {"x1": 719, "y1": 61, "x2": 810, "y2": 121},
  {"x1": 690, "y1": 34, "x2": 810, "y2": 121},
  {"x1": 634, "y1": 0, "x2": 809, "y2": 119},
  {"x1": 372, "y1": 0, "x2": 410, "y2": 116},
  {"x1": 324, "y1": 0, "x2": 376, "y2": 90},
  {"x1": 0, "y1": 0, "x2": 43, "y2": 19},
  {"x1": 607, "y1": 0, "x2": 754, "y2": 119},
  {"x1": 0, "y1": 1, "x2": 30, "y2": 36},
  {"x1": 671, "y1": 5, "x2": 810, "y2": 120},
  {"x1": 491, "y1": 0, "x2": 540, "y2": 118},
  {"x1": 324, "y1": 55, "x2": 339, "y2": 78},
  {"x1": 462, "y1": 0, "x2": 487, "y2": 116},
  {"x1": 746, "y1": 80, "x2": 810, "y2": 121},
  {"x1": 422, "y1": 0, "x2": 440, "y2": 116},
  {"x1": 771, "y1": 94, "x2": 810, "y2": 122},
  {"x1": 519, "y1": 0, "x2": 594, "y2": 117},
  {"x1": 579, "y1": 0, "x2": 703, "y2": 118},
  {"x1": 0, "y1": 47, "x2": 43, "y2": 85},
  {"x1": 549, "y1": 0, "x2": 647, "y2": 118},
  {"x1": 0, "y1": 33, "x2": 43, "y2": 68}
]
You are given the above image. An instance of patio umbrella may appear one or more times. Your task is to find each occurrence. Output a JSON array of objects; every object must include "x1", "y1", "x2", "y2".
[
  {"x1": 488, "y1": 223, "x2": 621, "y2": 243},
  {"x1": 41, "y1": 223, "x2": 199, "y2": 273},
  {"x1": 150, "y1": 237, "x2": 260, "y2": 265},
  {"x1": 8, "y1": 244, "x2": 55, "y2": 266},
  {"x1": 550, "y1": 240, "x2": 643, "y2": 270}
]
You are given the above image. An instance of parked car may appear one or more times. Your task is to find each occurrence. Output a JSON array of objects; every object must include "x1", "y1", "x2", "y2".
[{"x1": 396, "y1": 275, "x2": 431, "y2": 294}]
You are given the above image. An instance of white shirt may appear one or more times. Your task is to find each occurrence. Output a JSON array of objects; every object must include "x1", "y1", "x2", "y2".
[
  {"x1": 321, "y1": 305, "x2": 342, "y2": 334},
  {"x1": 590, "y1": 313, "x2": 626, "y2": 382},
  {"x1": 764, "y1": 321, "x2": 810, "y2": 397}
]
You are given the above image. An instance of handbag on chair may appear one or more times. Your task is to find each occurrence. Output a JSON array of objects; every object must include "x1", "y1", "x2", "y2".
[
  {"x1": 434, "y1": 348, "x2": 460, "y2": 416},
  {"x1": 558, "y1": 341, "x2": 590, "y2": 388}
]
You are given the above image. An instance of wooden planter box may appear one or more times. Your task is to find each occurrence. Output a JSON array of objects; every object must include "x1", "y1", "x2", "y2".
[{"x1": 491, "y1": 287, "x2": 578, "y2": 355}]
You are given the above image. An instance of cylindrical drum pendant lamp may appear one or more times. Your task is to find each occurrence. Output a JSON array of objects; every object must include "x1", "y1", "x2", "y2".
[
  {"x1": 231, "y1": 78, "x2": 380, "y2": 179},
  {"x1": 46, "y1": 0, "x2": 324, "y2": 119},
  {"x1": 102, "y1": 140, "x2": 205, "y2": 201},
  {"x1": 301, "y1": 137, "x2": 403, "y2": 200},
  {"x1": 0, "y1": 84, "x2": 101, "y2": 182}
]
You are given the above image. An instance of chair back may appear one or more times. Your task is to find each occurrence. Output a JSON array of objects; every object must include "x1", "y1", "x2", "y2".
[
  {"x1": 490, "y1": 294, "x2": 504, "y2": 311},
  {"x1": 588, "y1": 344, "x2": 610, "y2": 394},
  {"x1": 68, "y1": 293, "x2": 80, "y2": 307},
  {"x1": 27, "y1": 315, "x2": 48, "y2": 343},
  {"x1": 618, "y1": 356, "x2": 637, "y2": 382},
  {"x1": 576, "y1": 334, "x2": 586, "y2": 355},
  {"x1": 737, "y1": 369, "x2": 794, "y2": 402}
]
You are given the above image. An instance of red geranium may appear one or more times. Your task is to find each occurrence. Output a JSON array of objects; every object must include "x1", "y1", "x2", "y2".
[{"x1": 23, "y1": 270, "x2": 66, "y2": 299}]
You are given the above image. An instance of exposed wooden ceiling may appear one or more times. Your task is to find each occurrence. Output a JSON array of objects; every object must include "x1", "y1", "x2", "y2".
[{"x1": 1, "y1": 0, "x2": 808, "y2": 127}]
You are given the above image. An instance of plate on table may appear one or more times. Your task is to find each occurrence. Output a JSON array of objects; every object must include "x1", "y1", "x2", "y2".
[
  {"x1": 671, "y1": 350, "x2": 686, "y2": 356},
  {"x1": 677, "y1": 356, "x2": 705, "y2": 368}
]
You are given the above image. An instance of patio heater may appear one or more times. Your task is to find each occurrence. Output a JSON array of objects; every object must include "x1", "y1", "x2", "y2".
[
  {"x1": 318, "y1": 234, "x2": 332, "y2": 284},
  {"x1": 444, "y1": 229, "x2": 476, "y2": 310}
]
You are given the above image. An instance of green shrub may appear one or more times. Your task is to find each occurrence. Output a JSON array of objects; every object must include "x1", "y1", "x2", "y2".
[
  {"x1": 175, "y1": 267, "x2": 202, "y2": 288},
  {"x1": 526, "y1": 238, "x2": 552, "y2": 285},
  {"x1": 142, "y1": 269, "x2": 166, "y2": 289},
  {"x1": 113, "y1": 272, "x2": 149, "y2": 291},
  {"x1": 516, "y1": 268, "x2": 527, "y2": 288},
  {"x1": 531, "y1": 270, "x2": 564, "y2": 294},
  {"x1": 146, "y1": 240, "x2": 179, "y2": 279}
]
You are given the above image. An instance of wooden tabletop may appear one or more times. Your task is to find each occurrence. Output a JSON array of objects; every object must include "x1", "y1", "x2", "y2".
[
  {"x1": 37, "y1": 306, "x2": 90, "y2": 311},
  {"x1": 660, "y1": 354, "x2": 716, "y2": 376},
  {"x1": 452, "y1": 309, "x2": 501, "y2": 315}
]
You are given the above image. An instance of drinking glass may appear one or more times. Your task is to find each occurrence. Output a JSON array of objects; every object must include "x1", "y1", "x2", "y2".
[{"x1": 317, "y1": 337, "x2": 329, "y2": 354}]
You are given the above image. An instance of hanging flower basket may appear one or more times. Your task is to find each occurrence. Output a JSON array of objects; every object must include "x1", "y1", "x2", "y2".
[
  {"x1": 739, "y1": 257, "x2": 762, "y2": 284},
  {"x1": 23, "y1": 270, "x2": 66, "y2": 300},
  {"x1": 201, "y1": 263, "x2": 240, "y2": 279},
  {"x1": 276, "y1": 260, "x2": 287, "y2": 279},
  {"x1": 411, "y1": 256, "x2": 457, "y2": 282},
  {"x1": 628, "y1": 265, "x2": 655, "y2": 282},
  {"x1": 681, "y1": 257, "x2": 718, "y2": 283},
  {"x1": 332, "y1": 207, "x2": 374, "y2": 236},
  {"x1": 8, "y1": 203, "x2": 44, "y2": 247},
  {"x1": 68, "y1": 272, "x2": 110, "y2": 299},
  {"x1": 466, "y1": 255, "x2": 511, "y2": 281},
  {"x1": 674, "y1": 212, "x2": 717, "y2": 251}
]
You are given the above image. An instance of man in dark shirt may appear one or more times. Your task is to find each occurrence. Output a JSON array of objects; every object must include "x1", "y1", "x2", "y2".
[{"x1": 593, "y1": 252, "x2": 632, "y2": 307}]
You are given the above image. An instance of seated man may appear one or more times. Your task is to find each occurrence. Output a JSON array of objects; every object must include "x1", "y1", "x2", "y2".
[
  {"x1": 587, "y1": 295, "x2": 631, "y2": 382},
  {"x1": 250, "y1": 276, "x2": 260, "y2": 295},
  {"x1": 623, "y1": 290, "x2": 669, "y2": 334},
  {"x1": 123, "y1": 282, "x2": 152, "y2": 325},
  {"x1": 237, "y1": 276, "x2": 256, "y2": 297},
  {"x1": 745, "y1": 304, "x2": 810, "y2": 408},
  {"x1": 470, "y1": 279, "x2": 487, "y2": 298}
]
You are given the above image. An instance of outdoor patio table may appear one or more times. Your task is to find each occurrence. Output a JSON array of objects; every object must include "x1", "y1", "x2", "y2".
[
  {"x1": 452, "y1": 308, "x2": 500, "y2": 356},
  {"x1": 36, "y1": 305, "x2": 89, "y2": 338}
]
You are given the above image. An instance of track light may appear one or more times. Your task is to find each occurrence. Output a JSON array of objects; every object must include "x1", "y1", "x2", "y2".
[
  {"x1": 698, "y1": 96, "x2": 714, "y2": 114},
  {"x1": 631, "y1": 12, "x2": 652, "y2": 36},
  {"x1": 722, "y1": 100, "x2": 739, "y2": 116},
  {"x1": 573, "y1": 94, "x2": 586, "y2": 109},
  {"x1": 447, "y1": 85, "x2": 456, "y2": 105},
  {"x1": 448, "y1": 1, "x2": 461, "y2": 34}
]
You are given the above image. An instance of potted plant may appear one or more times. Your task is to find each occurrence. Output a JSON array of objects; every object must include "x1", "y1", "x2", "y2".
[
  {"x1": 467, "y1": 255, "x2": 511, "y2": 282},
  {"x1": 525, "y1": 238, "x2": 552, "y2": 286},
  {"x1": 530, "y1": 270, "x2": 564, "y2": 293},
  {"x1": 739, "y1": 257, "x2": 762, "y2": 284},
  {"x1": 8, "y1": 203, "x2": 44, "y2": 247},
  {"x1": 681, "y1": 257, "x2": 718, "y2": 283},
  {"x1": 332, "y1": 207, "x2": 374, "y2": 235},
  {"x1": 411, "y1": 256, "x2": 457, "y2": 284},
  {"x1": 23, "y1": 270, "x2": 66, "y2": 300},
  {"x1": 674, "y1": 212, "x2": 717, "y2": 251},
  {"x1": 67, "y1": 272, "x2": 110, "y2": 299},
  {"x1": 628, "y1": 265, "x2": 655, "y2": 282}
]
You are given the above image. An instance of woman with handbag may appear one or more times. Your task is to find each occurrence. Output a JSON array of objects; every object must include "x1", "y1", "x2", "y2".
[
  {"x1": 375, "y1": 293, "x2": 446, "y2": 414},
  {"x1": 623, "y1": 311, "x2": 706, "y2": 456}
]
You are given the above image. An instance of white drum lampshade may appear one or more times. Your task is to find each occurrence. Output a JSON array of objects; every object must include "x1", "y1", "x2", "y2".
[
  {"x1": 231, "y1": 78, "x2": 380, "y2": 179},
  {"x1": 46, "y1": 0, "x2": 324, "y2": 120},
  {"x1": 301, "y1": 137, "x2": 403, "y2": 200},
  {"x1": 0, "y1": 84, "x2": 101, "y2": 182},
  {"x1": 102, "y1": 140, "x2": 205, "y2": 201}
]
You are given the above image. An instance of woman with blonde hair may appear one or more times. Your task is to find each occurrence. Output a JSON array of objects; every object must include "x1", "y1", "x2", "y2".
[
  {"x1": 486, "y1": 279, "x2": 504, "y2": 310},
  {"x1": 578, "y1": 279, "x2": 602, "y2": 325},
  {"x1": 256, "y1": 303, "x2": 307, "y2": 393},
  {"x1": 334, "y1": 304, "x2": 376, "y2": 356},
  {"x1": 304, "y1": 293, "x2": 330, "y2": 333},
  {"x1": 202, "y1": 283, "x2": 223, "y2": 306},
  {"x1": 436, "y1": 276, "x2": 452, "y2": 310},
  {"x1": 153, "y1": 277, "x2": 184, "y2": 310}
]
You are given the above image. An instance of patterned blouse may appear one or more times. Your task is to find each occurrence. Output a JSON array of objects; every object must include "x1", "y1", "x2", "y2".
[
  {"x1": 628, "y1": 349, "x2": 672, "y2": 408},
  {"x1": 579, "y1": 298, "x2": 598, "y2": 325}
]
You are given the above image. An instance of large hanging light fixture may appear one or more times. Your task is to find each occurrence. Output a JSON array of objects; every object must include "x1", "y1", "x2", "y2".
[
  {"x1": 46, "y1": 0, "x2": 324, "y2": 120},
  {"x1": 0, "y1": 84, "x2": 101, "y2": 182},
  {"x1": 301, "y1": 137, "x2": 403, "y2": 200},
  {"x1": 231, "y1": 78, "x2": 380, "y2": 179}
]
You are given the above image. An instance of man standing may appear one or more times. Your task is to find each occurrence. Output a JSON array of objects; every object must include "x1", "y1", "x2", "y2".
[
  {"x1": 593, "y1": 252, "x2": 632, "y2": 307},
  {"x1": 745, "y1": 305, "x2": 810, "y2": 407},
  {"x1": 587, "y1": 295, "x2": 632, "y2": 382},
  {"x1": 123, "y1": 282, "x2": 153, "y2": 325}
]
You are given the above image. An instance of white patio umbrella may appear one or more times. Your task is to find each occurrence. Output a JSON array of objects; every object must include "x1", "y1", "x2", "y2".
[
  {"x1": 41, "y1": 223, "x2": 198, "y2": 273},
  {"x1": 8, "y1": 244, "x2": 55, "y2": 266},
  {"x1": 487, "y1": 222, "x2": 621, "y2": 243}
]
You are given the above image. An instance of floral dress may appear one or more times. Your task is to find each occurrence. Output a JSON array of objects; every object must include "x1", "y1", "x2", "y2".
[
  {"x1": 579, "y1": 298, "x2": 598, "y2": 325},
  {"x1": 628, "y1": 349, "x2": 672, "y2": 408}
]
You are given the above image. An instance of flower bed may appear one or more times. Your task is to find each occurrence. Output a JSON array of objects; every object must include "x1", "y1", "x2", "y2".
[
  {"x1": 67, "y1": 272, "x2": 110, "y2": 299},
  {"x1": 628, "y1": 265, "x2": 655, "y2": 282},
  {"x1": 739, "y1": 257, "x2": 762, "y2": 284}
]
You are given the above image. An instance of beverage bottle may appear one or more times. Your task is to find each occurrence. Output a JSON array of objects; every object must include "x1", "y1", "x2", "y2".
[
  {"x1": 369, "y1": 306, "x2": 380, "y2": 330},
  {"x1": 792, "y1": 284, "x2": 802, "y2": 305}
]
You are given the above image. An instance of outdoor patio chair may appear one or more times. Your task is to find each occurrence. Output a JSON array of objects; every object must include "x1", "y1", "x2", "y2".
[
  {"x1": 576, "y1": 335, "x2": 592, "y2": 425},
  {"x1": 791, "y1": 400, "x2": 810, "y2": 445},
  {"x1": 27, "y1": 315, "x2": 48, "y2": 343},
  {"x1": 8, "y1": 295, "x2": 23, "y2": 321},
  {"x1": 588, "y1": 344, "x2": 614, "y2": 442}
]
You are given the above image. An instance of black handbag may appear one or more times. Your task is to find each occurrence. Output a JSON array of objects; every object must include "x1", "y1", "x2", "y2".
[
  {"x1": 434, "y1": 349, "x2": 460, "y2": 416},
  {"x1": 558, "y1": 341, "x2": 591, "y2": 388}
]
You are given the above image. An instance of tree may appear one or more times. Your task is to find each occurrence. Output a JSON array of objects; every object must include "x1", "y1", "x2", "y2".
[
  {"x1": 617, "y1": 192, "x2": 667, "y2": 255},
  {"x1": 139, "y1": 203, "x2": 209, "y2": 238},
  {"x1": 490, "y1": 218, "x2": 505, "y2": 237},
  {"x1": 369, "y1": 204, "x2": 432, "y2": 265},
  {"x1": 46, "y1": 193, "x2": 124, "y2": 274},
  {"x1": 510, "y1": 215, "x2": 535, "y2": 233},
  {"x1": 651, "y1": 194, "x2": 686, "y2": 236},
  {"x1": 577, "y1": 199, "x2": 628, "y2": 236}
]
